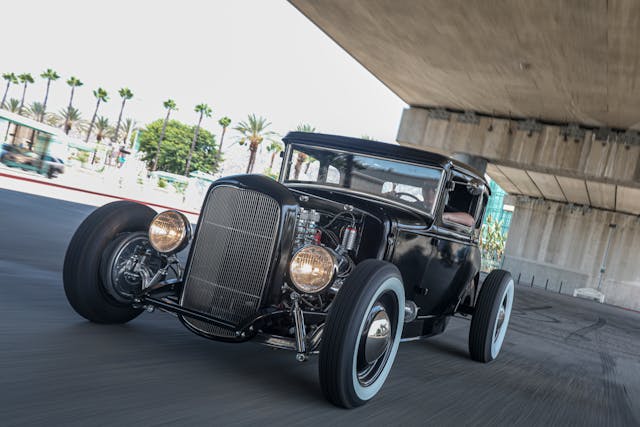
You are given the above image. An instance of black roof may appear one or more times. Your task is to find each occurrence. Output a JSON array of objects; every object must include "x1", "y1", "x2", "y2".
[{"x1": 282, "y1": 131, "x2": 486, "y2": 182}]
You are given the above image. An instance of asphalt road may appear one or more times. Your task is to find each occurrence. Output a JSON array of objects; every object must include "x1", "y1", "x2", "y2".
[{"x1": 1, "y1": 188, "x2": 639, "y2": 426}]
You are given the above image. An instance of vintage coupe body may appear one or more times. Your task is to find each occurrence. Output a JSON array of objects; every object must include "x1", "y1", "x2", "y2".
[{"x1": 63, "y1": 132, "x2": 515, "y2": 408}]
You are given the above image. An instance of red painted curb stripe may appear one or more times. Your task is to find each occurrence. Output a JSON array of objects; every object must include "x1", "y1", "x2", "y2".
[{"x1": 0, "y1": 171, "x2": 201, "y2": 216}]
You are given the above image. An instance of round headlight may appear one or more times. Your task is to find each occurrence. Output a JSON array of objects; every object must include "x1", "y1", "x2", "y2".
[
  {"x1": 289, "y1": 245, "x2": 336, "y2": 294},
  {"x1": 148, "y1": 210, "x2": 191, "y2": 253}
]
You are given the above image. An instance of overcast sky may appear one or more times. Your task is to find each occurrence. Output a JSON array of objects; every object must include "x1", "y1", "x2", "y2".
[{"x1": 1, "y1": 0, "x2": 406, "y2": 144}]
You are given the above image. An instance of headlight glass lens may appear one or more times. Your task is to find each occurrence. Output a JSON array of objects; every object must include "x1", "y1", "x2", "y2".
[
  {"x1": 289, "y1": 245, "x2": 335, "y2": 293},
  {"x1": 148, "y1": 210, "x2": 189, "y2": 253}
]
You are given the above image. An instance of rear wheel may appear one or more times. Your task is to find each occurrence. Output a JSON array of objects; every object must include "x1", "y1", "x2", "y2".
[
  {"x1": 63, "y1": 201, "x2": 156, "y2": 323},
  {"x1": 319, "y1": 259, "x2": 405, "y2": 408},
  {"x1": 469, "y1": 270, "x2": 514, "y2": 362}
]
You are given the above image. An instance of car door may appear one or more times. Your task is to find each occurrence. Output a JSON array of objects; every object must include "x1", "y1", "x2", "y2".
[{"x1": 419, "y1": 171, "x2": 482, "y2": 314}]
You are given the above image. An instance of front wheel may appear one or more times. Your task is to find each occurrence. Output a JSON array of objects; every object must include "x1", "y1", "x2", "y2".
[
  {"x1": 63, "y1": 201, "x2": 156, "y2": 324},
  {"x1": 468, "y1": 270, "x2": 514, "y2": 362},
  {"x1": 319, "y1": 259, "x2": 405, "y2": 408}
]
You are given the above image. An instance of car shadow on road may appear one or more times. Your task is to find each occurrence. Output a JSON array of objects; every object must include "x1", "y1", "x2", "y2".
[
  {"x1": 412, "y1": 336, "x2": 470, "y2": 360},
  {"x1": 59, "y1": 319, "x2": 328, "y2": 406}
]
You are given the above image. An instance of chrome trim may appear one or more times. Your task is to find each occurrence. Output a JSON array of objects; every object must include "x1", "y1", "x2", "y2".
[
  {"x1": 289, "y1": 245, "x2": 338, "y2": 294},
  {"x1": 180, "y1": 185, "x2": 280, "y2": 338},
  {"x1": 254, "y1": 334, "x2": 298, "y2": 351},
  {"x1": 148, "y1": 210, "x2": 192, "y2": 254},
  {"x1": 279, "y1": 143, "x2": 294, "y2": 184},
  {"x1": 291, "y1": 293, "x2": 307, "y2": 358}
]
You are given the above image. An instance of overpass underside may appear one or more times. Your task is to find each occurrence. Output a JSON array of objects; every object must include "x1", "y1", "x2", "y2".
[
  {"x1": 398, "y1": 108, "x2": 640, "y2": 309},
  {"x1": 290, "y1": 0, "x2": 640, "y2": 309}
]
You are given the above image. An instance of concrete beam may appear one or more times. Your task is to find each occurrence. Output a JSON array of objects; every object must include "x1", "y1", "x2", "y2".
[
  {"x1": 398, "y1": 107, "x2": 640, "y2": 214},
  {"x1": 398, "y1": 107, "x2": 640, "y2": 188}
]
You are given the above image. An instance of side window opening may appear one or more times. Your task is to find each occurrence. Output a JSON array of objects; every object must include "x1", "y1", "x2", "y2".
[{"x1": 443, "y1": 176, "x2": 480, "y2": 229}]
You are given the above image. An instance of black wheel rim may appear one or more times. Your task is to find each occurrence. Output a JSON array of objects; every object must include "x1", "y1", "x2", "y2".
[{"x1": 104, "y1": 234, "x2": 161, "y2": 302}]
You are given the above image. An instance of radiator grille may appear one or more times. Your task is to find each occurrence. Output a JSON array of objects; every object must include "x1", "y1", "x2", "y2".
[{"x1": 181, "y1": 186, "x2": 280, "y2": 337}]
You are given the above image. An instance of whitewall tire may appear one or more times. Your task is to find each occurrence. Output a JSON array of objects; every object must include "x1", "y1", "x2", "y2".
[
  {"x1": 469, "y1": 270, "x2": 514, "y2": 363},
  {"x1": 319, "y1": 260, "x2": 405, "y2": 408}
]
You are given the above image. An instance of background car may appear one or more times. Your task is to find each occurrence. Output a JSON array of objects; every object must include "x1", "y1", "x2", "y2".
[{"x1": 0, "y1": 143, "x2": 65, "y2": 178}]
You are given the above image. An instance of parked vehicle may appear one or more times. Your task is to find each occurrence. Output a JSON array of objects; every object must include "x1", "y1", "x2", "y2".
[
  {"x1": 0, "y1": 143, "x2": 65, "y2": 178},
  {"x1": 63, "y1": 132, "x2": 514, "y2": 408}
]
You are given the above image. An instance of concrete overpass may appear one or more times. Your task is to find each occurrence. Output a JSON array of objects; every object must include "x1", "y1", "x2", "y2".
[{"x1": 290, "y1": 0, "x2": 640, "y2": 309}]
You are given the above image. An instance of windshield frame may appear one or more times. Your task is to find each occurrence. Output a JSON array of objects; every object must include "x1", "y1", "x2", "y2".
[{"x1": 280, "y1": 143, "x2": 444, "y2": 217}]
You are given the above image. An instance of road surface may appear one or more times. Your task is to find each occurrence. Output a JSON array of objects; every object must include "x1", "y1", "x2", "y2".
[{"x1": 1, "y1": 188, "x2": 639, "y2": 426}]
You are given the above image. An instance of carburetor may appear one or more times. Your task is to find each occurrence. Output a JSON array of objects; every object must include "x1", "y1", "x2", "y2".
[{"x1": 294, "y1": 207, "x2": 320, "y2": 248}]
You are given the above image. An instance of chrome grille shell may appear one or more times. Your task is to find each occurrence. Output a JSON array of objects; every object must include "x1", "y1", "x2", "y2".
[{"x1": 180, "y1": 185, "x2": 281, "y2": 338}]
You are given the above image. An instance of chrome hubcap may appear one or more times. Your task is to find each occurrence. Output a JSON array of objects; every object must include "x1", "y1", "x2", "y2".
[
  {"x1": 356, "y1": 293, "x2": 398, "y2": 387},
  {"x1": 494, "y1": 304, "x2": 506, "y2": 341},
  {"x1": 364, "y1": 308, "x2": 391, "y2": 364}
]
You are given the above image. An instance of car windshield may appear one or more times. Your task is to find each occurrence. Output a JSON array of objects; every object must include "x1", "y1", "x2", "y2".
[{"x1": 283, "y1": 144, "x2": 443, "y2": 214}]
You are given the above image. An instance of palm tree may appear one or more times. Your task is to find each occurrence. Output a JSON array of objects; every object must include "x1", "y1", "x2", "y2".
[
  {"x1": 94, "y1": 116, "x2": 113, "y2": 142},
  {"x1": 1, "y1": 72, "x2": 18, "y2": 108},
  {"x1": 304, "y1": 154, "x2": 316, "y2": 174},
  {"x1": 266, "y1": 140, "x2": 283, "y2": 169},
  {"x1": 5, "y1": 98, "x2": 20, "y2": 113},
  {"x1": 24, "y1": 102, "x2": 46, "y2": 150},
  {"x1": 55, "y1": 106, "x2": 84, "y2": 135},
  {"x1": 234, "y1": 114, "x2": 277, "y2": 174},
  {"x1": 218, "y1": 116, "x2": 231, "y2": 152},
  {"x1": 66, "y1": 77, "x2": 83, "y2": 111},
  {"x1": 17, "y1": 73, "x2": 35, "y2": 114},
  {"x1": 25, "y1": 102, "x2": 46, "y2": 120},
  {"x1": 185, "y1": 103, "x2": 212, "y2": 176},
  {"x1": 296, "y1": 123, "x2": 316, "y2": 133},
  {"x1": 152, "y1": 99, "x2": 177, "y2": 171},
  {"x1": 3, "y1": 98, "x2": 20, "y2": 140},
  {"x1": 85, "y1": 87, "x2": 109, "y2": 142},
  {"x1": 293, "y1": 123, "x2": 316, "y2": 179},
  {"x1": 91, "y1": 116, "x2": 113, "y2": 165},
  {"x1": 39, "y1": 69, "x2": 60, "y2": 120},
  {"x1": 120, "y1": 118, "x2": 138, "y2": 146},
  {"x1": 113, "y1": 87, "x2": 133, "y2": 143}
]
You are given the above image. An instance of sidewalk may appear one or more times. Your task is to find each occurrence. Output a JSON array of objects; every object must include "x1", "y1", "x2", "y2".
[{"x1": 0, "y1": 164, "x2": 201, "y2": 222}]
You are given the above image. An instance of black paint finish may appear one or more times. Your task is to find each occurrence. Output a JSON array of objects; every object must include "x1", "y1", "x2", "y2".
[{"x1": 168, "y1": 134, "x2": 487, "y2": 341}]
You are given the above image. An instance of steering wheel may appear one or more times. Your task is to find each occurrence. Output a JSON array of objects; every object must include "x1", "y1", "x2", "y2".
[{"x1": 393, "y1": 192, "x2": 421, "y2": 202}]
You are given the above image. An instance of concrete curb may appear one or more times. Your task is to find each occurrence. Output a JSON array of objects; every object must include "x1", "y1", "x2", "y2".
[{"x1": 0, "y1": 171, "x2": 201, "y2": 216}]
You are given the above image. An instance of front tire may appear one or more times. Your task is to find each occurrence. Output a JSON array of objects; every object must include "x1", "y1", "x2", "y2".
[
  {"x1": 63, "y1": 201, "x2": 156, "y2": 324},
  {"x1": 469, "y1": 270, "x2": 514, "y2": 362},
  {"x1": 319, "y1": 259, "x2": 405, "y2": 408}
]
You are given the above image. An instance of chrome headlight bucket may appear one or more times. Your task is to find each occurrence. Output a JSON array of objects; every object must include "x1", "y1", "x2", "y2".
[
  {"x1": 148, "y1": 210, "x2": 191, "y2": 254},
  {"x1": 289, "y1": 245, "x2": 336, "y2": 294}
]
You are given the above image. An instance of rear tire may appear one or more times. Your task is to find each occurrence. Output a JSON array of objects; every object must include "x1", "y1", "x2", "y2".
[
  {"x1": 319, "y1": 259, "x2": 405, "y2": 408},
  {"x1": 469, "y1": 270, "x2": 514, "y2": 362},
  {"x1": 63, "y1": 201, "x2": 156, "y2": 323}
]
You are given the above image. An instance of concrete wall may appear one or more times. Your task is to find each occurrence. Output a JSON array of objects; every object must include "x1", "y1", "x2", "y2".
[{"x1": 504, "y1": 197, "x2": 640, "y2": 310}]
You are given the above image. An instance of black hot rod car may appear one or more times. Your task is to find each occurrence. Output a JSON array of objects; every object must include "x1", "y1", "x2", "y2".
[{"x1": 63, "y1": 132, "x2": 514, "y2": 408}]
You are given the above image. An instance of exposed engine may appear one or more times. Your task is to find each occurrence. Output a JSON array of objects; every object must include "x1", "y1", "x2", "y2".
[{"x1": 291, "y1": 206, "x2": 359, "y2": 298}]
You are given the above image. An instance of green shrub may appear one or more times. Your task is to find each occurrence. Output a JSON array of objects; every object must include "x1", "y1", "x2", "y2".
[
  {"x1": 76, "y1": 151, "x2": 89, "y2": 164},
  {"x1": 158, "y1": 178, "x2": 167, "y2": 188},
  {"x1": 172, "y1": 181, "x2": 187, "y2": 194}
]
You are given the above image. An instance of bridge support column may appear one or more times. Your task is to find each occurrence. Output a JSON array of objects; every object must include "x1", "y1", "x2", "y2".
[{"x1": 503, "y1": 197, "x2": 640, "y2": 310}]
